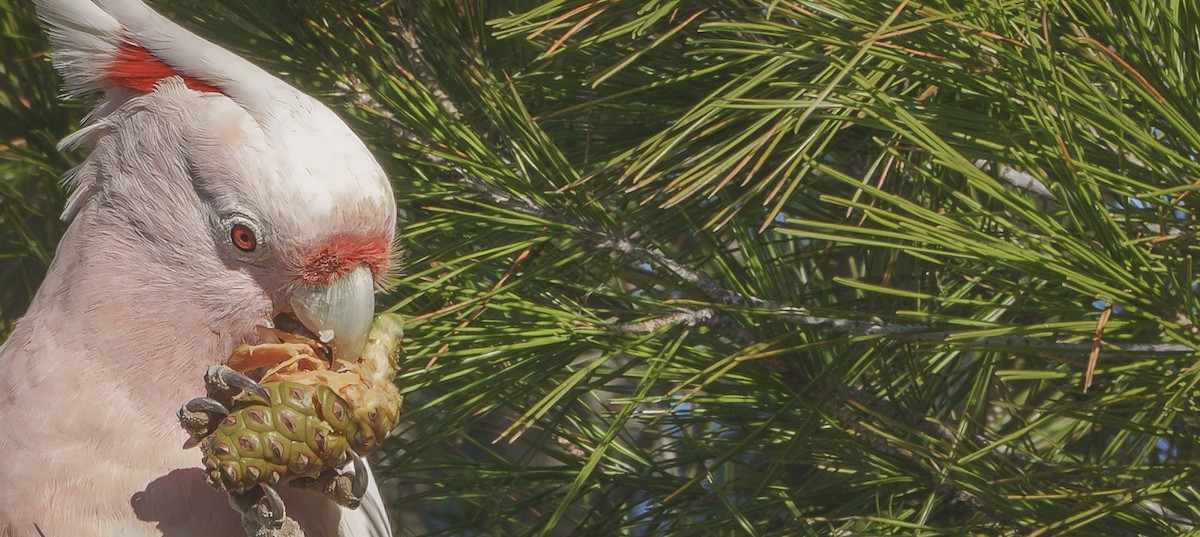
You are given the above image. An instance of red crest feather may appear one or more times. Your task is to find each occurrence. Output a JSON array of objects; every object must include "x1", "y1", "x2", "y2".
[{"x1": 107, "y1": 42, "x2": 220, "y2": 93}]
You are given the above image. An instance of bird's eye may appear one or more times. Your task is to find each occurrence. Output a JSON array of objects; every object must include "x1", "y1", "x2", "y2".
[{"x1": 230, "y1": 223, "x2": 257, "y2": 252}]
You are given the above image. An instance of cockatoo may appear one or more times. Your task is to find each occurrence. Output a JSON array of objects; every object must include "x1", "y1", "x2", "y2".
[{"x1": 0, "y1": 0, "x2": 397, "y2": 535}]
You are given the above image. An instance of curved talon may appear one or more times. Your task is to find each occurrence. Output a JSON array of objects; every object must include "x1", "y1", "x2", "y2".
[
  {"x1": 288, "y1": 454, "x2": 370, "y2": 509},
  {"x1": 260, "y1": 484, "x2": 286, "y2": 524},
  {"x1": 178, "y1": 397, "x2": 231, "y2": 439},
  {"x1": 229, "y1": 483, "x2": 287, "y2": 529},
  {"x1": 329, "y1": 453, "x2": 370, "y2": 508},
  {"x1": 228, "y1": 488, "x2": 265, "y2": 525},
  {"x1": 185, "y1": 397, "x2": 230, "y2": 416},
  {"x1": 205, "y1": 364, "x2": 270, "y2": 401},
  {"x1": 350, "y1": 452, "x2": 369, "y2": 500}
]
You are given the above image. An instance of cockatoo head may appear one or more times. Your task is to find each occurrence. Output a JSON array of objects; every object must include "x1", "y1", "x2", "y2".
[{"x1": 39, "y1": 0, "x2": 396, "y2": 358}]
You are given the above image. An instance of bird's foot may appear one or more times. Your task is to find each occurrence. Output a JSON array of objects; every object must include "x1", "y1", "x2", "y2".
[
  {"x1": 290, "y1": 451, "x2": 371, "y2": 508},
  {"x1": 177, "y1": 396, "x2": 229, "y2": 441},
  {"x1": 205, "y1": 363, "x2": 271, "y2": 401},
  {"x1": 230, "y1": 484, "x2": 304, "y2": 537},
  {"x1": 177, "y1": 365, "x2": 266, "y2": 441}
]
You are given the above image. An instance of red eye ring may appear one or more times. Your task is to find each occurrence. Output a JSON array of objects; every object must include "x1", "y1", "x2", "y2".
[{"x1": 231, "y1": 223, "x2": 257, "y2": 252}]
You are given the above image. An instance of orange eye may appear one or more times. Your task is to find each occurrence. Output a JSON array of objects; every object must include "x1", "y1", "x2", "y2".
[{"x1": 231, "y1": 223, "x2": 257, "y2": 252}]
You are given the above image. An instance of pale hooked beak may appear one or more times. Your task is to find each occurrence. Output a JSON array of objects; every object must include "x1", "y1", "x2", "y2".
[{"x1": 289, "y1": 265, "x2": 375, "y2": 359}]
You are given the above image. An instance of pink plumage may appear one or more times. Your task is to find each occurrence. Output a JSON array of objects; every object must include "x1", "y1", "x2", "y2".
[{"x1": 1, "y1": 1, "x2": 398, "y2": 536}]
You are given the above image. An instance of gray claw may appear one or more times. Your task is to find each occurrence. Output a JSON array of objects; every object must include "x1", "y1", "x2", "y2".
[
  {"x1": 205, "y1": 364, "x2": 270, "y2": 401},
  {"x1": 328, "y1": 452, "x2": 370, "y2": 509},
  {"x1": 350, "y1": 452, "x2": 369, "y2": 500},
  {"x1": 178, "y1": 397, "x2": 231, "y2": 439},
  {"x1": 185, "y1": 397, "x2": 230, "y2": 416},
  {"x1": 289, "y1": 453, "x2": 370, "y2": 509},
  {"x1": 260, "y1": 484, "x2": 286, "y2": 524},
  {"x1": 229, "y1": 483, "x2": 287, "y2": 529}
]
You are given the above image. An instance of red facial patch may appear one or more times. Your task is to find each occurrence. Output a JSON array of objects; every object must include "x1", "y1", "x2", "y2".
[
  {"x1": 299, "y1": 233, "x2": 392, "y2": 286},
  {"x1": 107, "y1": 42, "x2": 221, "y2": 93}
]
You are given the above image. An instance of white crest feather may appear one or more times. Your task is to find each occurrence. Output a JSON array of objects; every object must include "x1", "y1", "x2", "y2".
[
  {"x1": 34, "y1": 0, "x2": 303, "y2": 121},
  {"x1": 34, "y1": 0, "x2": 121, "y2": 95},
  {"x1": 57, "y1": 120, "x2": 106, "y2": 220},
  {"x1": 34, "y1": 0, "x2": 374, "y2": 223}
]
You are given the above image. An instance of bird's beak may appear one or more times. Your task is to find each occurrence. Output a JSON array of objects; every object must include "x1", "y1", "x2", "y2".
[{"x1": 289, "y1": 265, "x2": 375, "y2": 360}]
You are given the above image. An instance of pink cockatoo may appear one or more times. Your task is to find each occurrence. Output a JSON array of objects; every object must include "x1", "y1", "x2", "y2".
[{"x1": 0, "y1": 0, "x2": 398, "y2": 535}]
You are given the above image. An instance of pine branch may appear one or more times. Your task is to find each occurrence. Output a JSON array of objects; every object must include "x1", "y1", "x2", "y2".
[
  {"x1": 342, "y1": 39, "x2": 1189, "y2": 360},
  {"x1": 428, "y1": 144, "x2": 1194, "y2": 356},
  {"x1": 435, "y1": 154, "x2": 1196, "y2": 358},
  {"x1": 277, "y1": 2, "x2": 1200, "y2": 532}
]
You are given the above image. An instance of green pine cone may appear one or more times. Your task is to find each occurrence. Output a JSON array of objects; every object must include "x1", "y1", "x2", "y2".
[
  {"x1": 196, "y1": 314, "x2": 405, "y2": 493},
  {"x1": 200, "y1": 380, "x2": 353, "y2": 492}
]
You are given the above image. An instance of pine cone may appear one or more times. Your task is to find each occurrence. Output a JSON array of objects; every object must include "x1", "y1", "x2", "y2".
[
  {"x1": 183, "y1": 314, "x2": 404, "y2": 494},
  {"x1": 200, "y1": 380, "x2": 354, "y2": 491}
]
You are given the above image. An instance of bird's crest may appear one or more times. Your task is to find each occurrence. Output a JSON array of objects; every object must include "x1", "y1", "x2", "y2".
[
  {"x1": 35, "y1": 0, "x2": 297, "y2": 120},
  {"x1": 33, "y1": 0, "x2": 366, "y2": 222}
]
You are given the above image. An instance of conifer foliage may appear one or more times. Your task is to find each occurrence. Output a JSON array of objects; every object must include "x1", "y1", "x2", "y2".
[{"x1": 4, "y1": 1, "x2": 1200, "y2": 534}]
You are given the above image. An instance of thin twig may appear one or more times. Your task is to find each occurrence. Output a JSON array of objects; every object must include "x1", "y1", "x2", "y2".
[
  {"x1": 605, "y1": 305, "x2": 1193, "y2": 355},
  {"x1": 775, "y1": 307, "x2": 1193, "y2": 354},
  {"x1": 608, "y1": 308, "x2": 716, "y2": 334},
  {"x1": 974, "y1": 159, "x2": 1057, "y2": 201}
]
